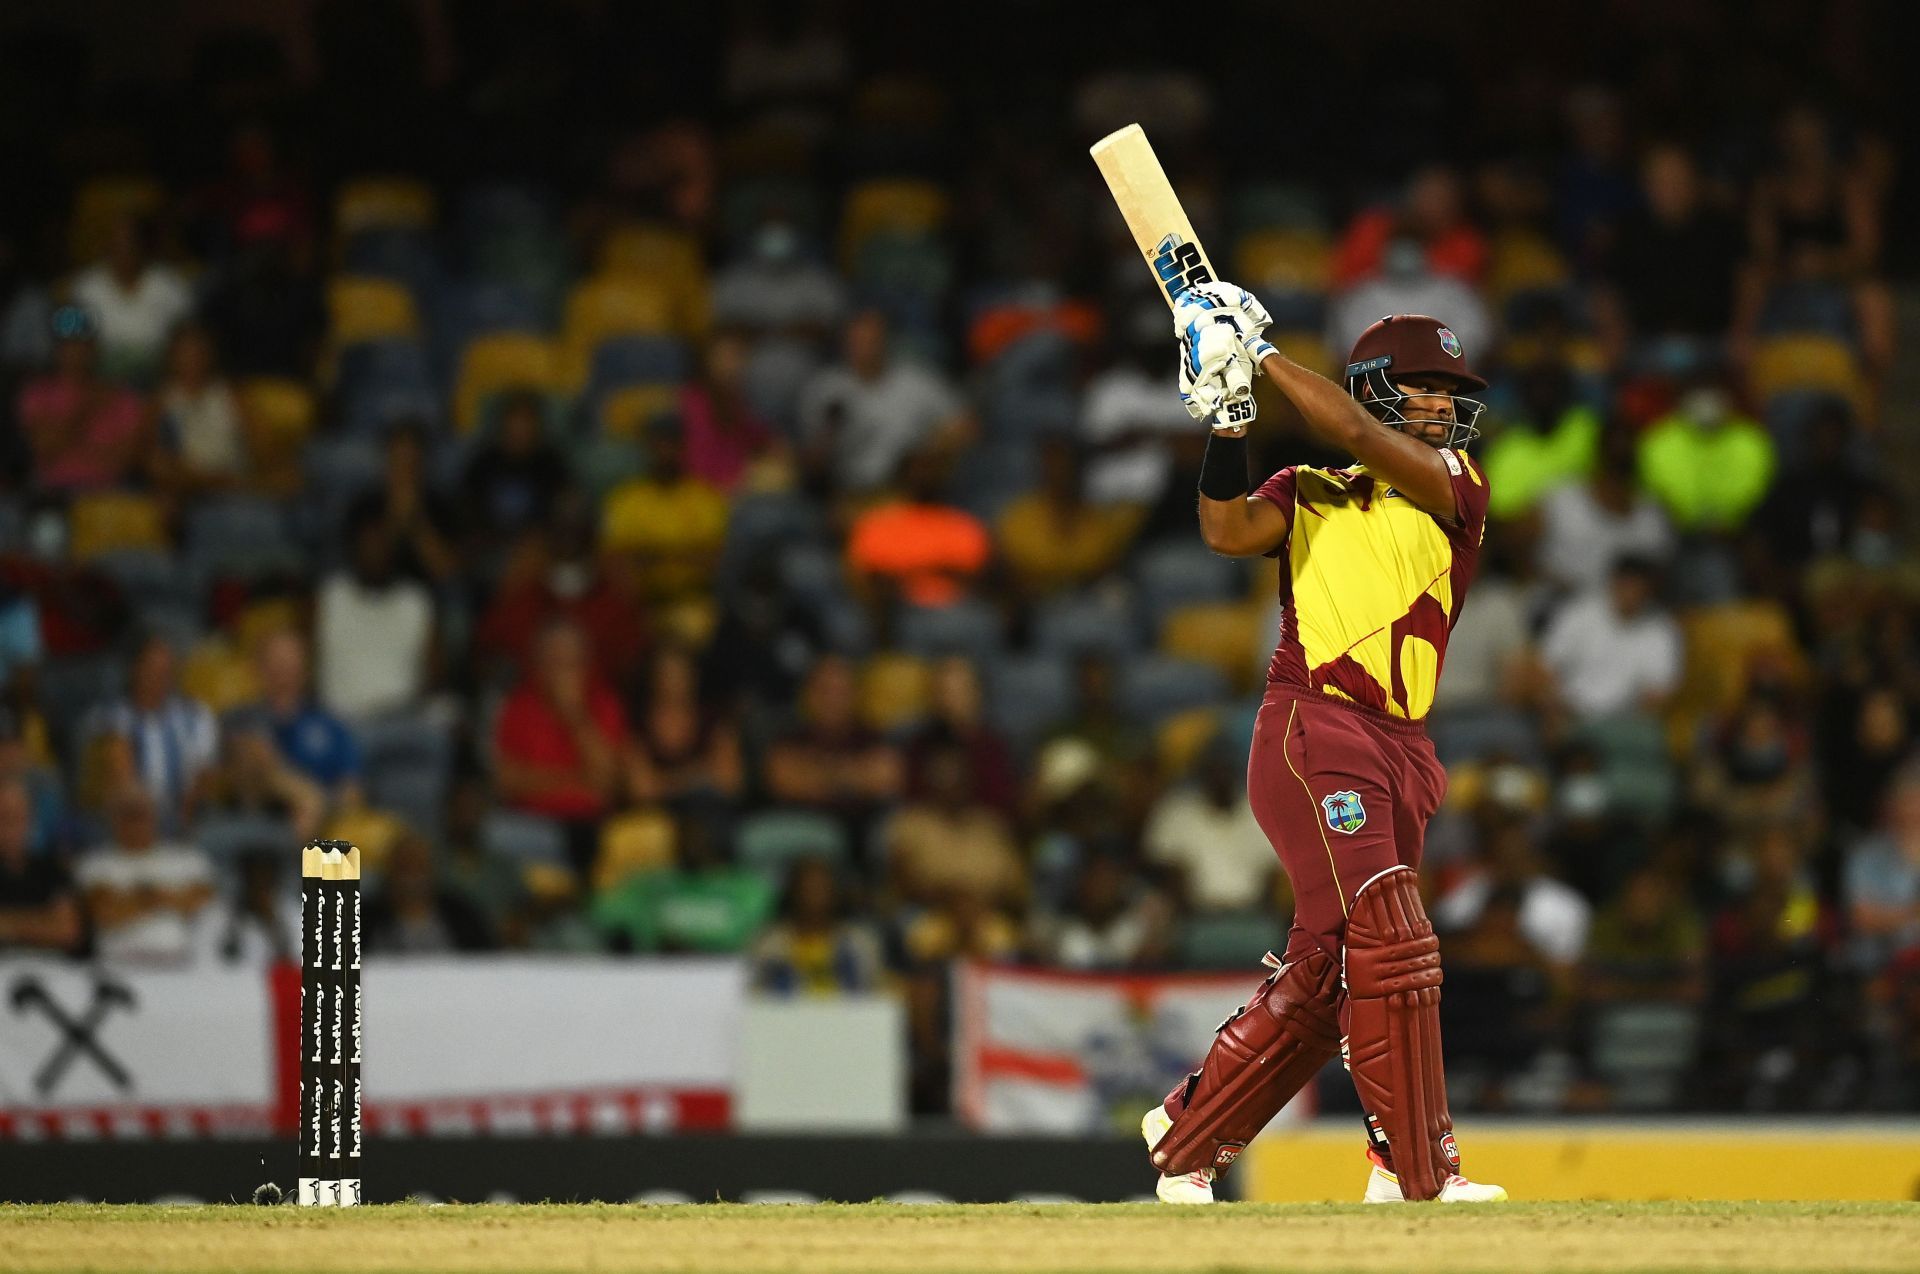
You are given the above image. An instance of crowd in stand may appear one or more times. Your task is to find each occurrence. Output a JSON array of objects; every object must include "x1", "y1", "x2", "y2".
[{"x1": 0, "y1": 3, "x2": 1915, "y2": 1115}]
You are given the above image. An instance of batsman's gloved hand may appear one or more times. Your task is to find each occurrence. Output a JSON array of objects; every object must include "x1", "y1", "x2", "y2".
[
  {"x1": 1184, "y1": 281, "x2": 1277, "y2": 365},
  {"x1": 1175, "y1": 298, "x2": 1256, "y2": 435}
]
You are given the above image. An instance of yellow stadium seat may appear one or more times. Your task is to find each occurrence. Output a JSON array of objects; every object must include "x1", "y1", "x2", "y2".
[
  {"x1": 68, "y1": 176, "x2": 164, "y2": 267},
  {"x1": 1162, "y1": 600, "x2": 1267, "y2": 694},
  {"x1": 67, "y1": 492, "x2": 168, "y2": 560},
  {"x1": 1271, "y1": 330, "x2": 1336, "y2": 380},
  {"x1": 600, "y1": 384, "x2": 681, "y2": 439},
  {"x1": 328, "y1": 277, "x2": 420, "y2": 346},
  {"x1": 334, "y1": 177, "x2": 436, "y2": 235},
  {"x1": 600, "y1": 222, "x2": 705, "y2": 290},
  {"x1": 561, "y1": 276, "x2": 678, "y2": 386},
  {"x1": 839, "y1": 179, "x2": 948, "y2": 267},
  {"x1": 1156, "y1": 707, "x2": 1222, "y2": 781},
  {"x1": 1751, "y1": 335, "x2": 1863, "y2": 409},
  {"x1": 1235, "y1": 229, "x2": 1331, "y2": 294},
  {"x1": 454, "y1": 333, "x2": 564, "y2": 432},
  {"x1": 1485, "y1": 230, "x2": 1570, "y2": 301},
  {"x1": 594, "y1": 809, "x2": 678, "y2": 892},
  {"x1": 235, "y1": 600, "x2": 303, "y2": 656},
  {"x1": 859, "y1": 652, "x2": 932, "y2": 732},
  {"x1": 238, "y1": 377, "x2": 316, "y2": 449},
  {"x1": 179, "y1": 638, "x2": 260, "y2": 713},
  {"x1": 321, "y1": 808, "x2": 407, "y2": 873}
]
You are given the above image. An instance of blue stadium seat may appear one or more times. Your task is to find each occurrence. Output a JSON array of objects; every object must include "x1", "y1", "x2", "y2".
[
  {"x1": 1589, "y1": 1002, "x2": 1700, "y2": 1111},
  {"x1": 184, "y1": 497, "x2": 299, "y2": 581},
  {"x1": 1133, "y1": 538, "x2": 1245, "y2": 628},
  {"x1": 984, "y1": 653, "x2": 1074, "y2": 747},
  {"x1": 740, "y1": 338, "x2": 823, "y2": 435},
  {"x1": 337, "y1": 340, "x2": 440, "y2": 436},
  {"x1": 342, "y1": 227, "x2": 444, "y2": 302},
  {"x1": 192, "y1": 813, "x2": 299, "y2": 864},
  {"x1": 1033, "y1": 590, "x2": 1141, "y2": 658},
  {"x1": 1429, "y1": 705, "x2": 1542, "y2": 766},
  {"x1": 92, "y1": 549, "x2": 196, "y2": 615},
  {"x1": 481, "y1": 810, "x2": 568, "y2": 865},
  {"x1": 950, "y1": 441, "x2": 1041, "y2": 521},
  {"x1": 895, "y1": 599, "x2": 1004, "y2": 661},
  {"x1": 734, "y1": 809, "x2": 850, "y2": 879},
  {"x1": 586, "y1": 335, "x2": 690, "y2": 399},
  {"x1": 367, "y1": 764, "x2": 448, "y2": 839},
  {"x1": 1119, "y1": 654, "x2": 1229, "y2": 725},
  {"x1": 1178, "y1": 911, "x2": 1287, "y2": 968},
  {"x1": 777, "y1": 542, "x2": 848, "y2": 609}
]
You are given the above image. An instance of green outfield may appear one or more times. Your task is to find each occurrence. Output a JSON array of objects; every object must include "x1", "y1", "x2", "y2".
[{"x1": 2, "y1": 1201, "x2": 1917, "y2": 1274}]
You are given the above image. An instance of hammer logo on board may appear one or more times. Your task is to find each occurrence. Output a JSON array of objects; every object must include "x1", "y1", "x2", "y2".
[{"x1": 7, "y1": 974, "x2": 136, "y2": 1096}]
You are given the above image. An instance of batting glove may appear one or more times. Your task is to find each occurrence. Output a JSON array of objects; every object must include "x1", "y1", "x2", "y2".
[
  {"x1": 1184, "y1": 280, "x2": 1277, "y2": 364},
  {"x1": 1176, "y1": 302, "x2": 1256, "y2": 435}
]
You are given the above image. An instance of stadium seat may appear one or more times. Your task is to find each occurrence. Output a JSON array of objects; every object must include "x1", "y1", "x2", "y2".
[
  {"x1": 569, "y1": 436, "x2": 645, "y2": 499},
  {"x1": 1178, "y1": 911, "x2": 1286, "y2": 968},
  {"x1": 238, "y1": 377, "x2": 317, "y2": 463},
  {"x1": 334, "y1": 177, "x2": 436, "y2": 236},
  {"x1": 859, "y1": 652, "x2": 933, "y2": 733},
  {"x1": 1133, "y1": 538, "x2": 1246, "y2": 626},
  {"x1": 722, "y1": 491, "x2": 828, "y2": 565},
  {"x1": 777, "y1": 542, "x2": 848, "y2": 609},
  {"x1": 735, "y1": 809, "x2": 850, "y2": 879},
  {"x1": 838, "y1": 179, "x2": 949, "y2": 268},
  {"x1": 1269, "y1": 330, "x2": 1336, "y2": 379},
  {"x1": 983, "y1": 653, "x2": 1074, "y2": 747},
  {"x1": 597, "y1": 384, "x2": 679, "y2": 439},
  {"x1": 364, "y1": 766, "x2": 446, "y2": 842},
  {"x1": 319, "y1": 808, "x2": 409, "y2": 872},
  {"x1": 358, "y1": 713, "x2": 454, "y2": 779},
  {"x1": 1034, "y1": 590, "x2": 1141, "y2": 658},
  {"x1": 184, "y1": 496, "x2": 298, "y2": 581},
  {"x1": 1575, "y1": 714, "x2": 1677, "y2": 823},
  {"x1": 481, "y1": 811, "x2": 569, "y2": 865},
  {"x1": 1590, "y1": 1002, "x2": 1700, "y2": 1111},
  {"x1": 91, "y1": 549, "x2": 193, "y2": 614},
  {"x1": 1485, "y1": 230, "x2": 1570, "y2": 301},
  {"x1": 718, "y1": 176, "x2": 829, "y2": 249},
  {"x1": 599, "y1": 222, "x2": 705, "y2": 295},
  {"x1": 895, "y1": 599, "x2": 1005, "y2": 662},
  {"x1": 1118, "y1": 654, "x2": 1229, "y2": 725},
  {"x1": 192, "y1": 813, "x2": 299, "y2": 864},
  {"x1": 342, "y1": 226, "x2": 442, "y2": 297},
  {"x1": 586, "y1": 335, "x2": 691, "y2": 400},
  {"x1": 595, "y1": 809, "x2": 678, "y2": 892},
  {"x1": 950, "y1": 440, "x2": 1041, "y2": 521},
  {"x1": 1428, "y1": 705, "x2": 1542, "y2": 767},
  {"x1": 1160, "y1": 601, "x2": 1267, "y2": 694},
  {"x1": 740, "y1": 337, "x2": 823, "y2": 434},
  {"x1": 66, "y1": 492, "x2": 168, "y2": 560},
  {"x1": 1756, "y1": 280, "x2": 1855, "y2": 340},
  {"x1": 328, "y1": 277, "x2": 421, "y2": 347},
  {"x1": 561, "y1": 277, "x2": 679, "y2": 384},
  {"x1": 178, "y1": 638, "x2": 260, "y2": 713},
  {"x1": 337, "y1": 340, "x2": 438, "y2": 434},
  {"x1": 1234, "y1": 229, "x2": 1330, "y2": 294},
  {"x1": 1155, "y1": 706, "x2": 1222, "y2": 781},
  {"x1": 1230, "y1": 182, "x2": 1328, "y2": 237},
  {"x1": 454, "y1": 333, "x2": 564, "y2": 433},
  {"x1": 36, "y1": 655, "x2": 124, "y2": 748},
  {"x1": 1750, "y1": 334, "x2": 1863, "y2": 412},
  {"x1": 67, "y1": 175, "x2": 164, "y2": 267}
]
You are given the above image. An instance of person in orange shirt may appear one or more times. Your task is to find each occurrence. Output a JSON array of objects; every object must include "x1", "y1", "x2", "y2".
[{"x1": 846, "y1": 446, "x2": 992, "y2": 611}]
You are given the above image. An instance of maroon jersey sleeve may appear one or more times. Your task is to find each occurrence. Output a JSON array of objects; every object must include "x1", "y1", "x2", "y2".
[
  {"x1": 1250, "y1": 466, "x2": 1297, "y2": 559},
  {"x1": 1437, "y1": 448, "x2": 1489, "y2": 550}
]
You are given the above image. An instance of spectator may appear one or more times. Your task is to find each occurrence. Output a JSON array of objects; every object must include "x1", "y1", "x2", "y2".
[
  {"x1": 0, "y1": 583, "x2": 42, "y2": 693},
  {"x1": 1594, "y1": 142, "x2": 1743, "y2": 366},
  {"x1": 1539, "y1": 555, "x2": 1683, "y2": 721},
  {"x1": 1038, "y1": 853, "x2": 1173, "y2": 969},
  {"x1": 511, "y1": 863, "x2": 606, "y2": 953},
  {"x1": 224, "y1": 628, "x2": 363, "y2": 829},
  {"x1": 904, "y1": 656, "x2": 1017, "y2": 817},
  {"x1": 1430, "y1": 545, "x2": 1535, "y2": 715},
  {"x1": 797, "y1": 309, "x2": 972, "y2": 496},
  {"x1": 1142, "y1": 739, "x2": 1276, "y2": 913},
  {"x1": 92, "y1": 631, "x2": 220, "y2": 833},
  {"x1": 601, "y1": 414, "x2": 730, "y2": 602},
  {"x1": 1535, "y1": 427, "x2": 1675, "y2": 595},
  {"x1": 1480, "y1": 359, "x2": 1600, "y2": 522},
  {"x1": 885, "y1": 741, "x2": 1024, "y2": 919},
  {"x1": 1046, "y1": 653, "x2": 1151, "y2": 770},
  {"x1": 199, "y1": 848, "x2": 300, "y2": 966},
  {"x1": 315, "y1": 519, "x2": 435, "y2": 722},
  {"x1": 995, "y1": 436, "x2": 1145, "y2": 599},
  {"x1": 1636, "y1": 376, "x2": 1775, "y2": 533},
  {"x1": 679, "y1": 329, "x2": 785, "y2": 492},
  {"x1": 346, "y1": 423, "x2": 459, "y2": 585},
  {"x1": 493, "y1": 619, "x2": 629, "y2": 873},
  {"x1": 152, "y1": 322, "x2": 249, "y2": 493},
  {"x1": 1331, "y1": 165, "x2": 1489, "y2": 288},
  {"x1": 1583, "y1": 866, "x2": 1706, "y2": 1003},
  {"x1": 625, "y1": 643, "x2": 744, "y2": 809},
  {"x1": 1078, "y1": 319, "x2": 1193, "y2": 509},
  {"x1": 1756, "y1": 401, "x2": 1871, "y2": 567},
  {"x1": 75, "y1": 783, "x2": 215, "y2": 966},
  {"x1": 461, "y1": 389, "x2": 569, "y2": 551},
  {"x1": 68, "y1": 214, "x2": 193, "y2": 384},
  {"x1": 1327, "y1": 234, "x2": 1492, "y2": 373},
  {"x1": 1439, "y1": 884, "x2": 1558, "y2": 1098},
  {"x1": 699, "y1": 557, "x2": 823, "y2": 719},
  {"x1": 1690, "y1": 690, "x2": 1818, "y2": 837},
  {"x1": 439, "y1": 774, "x2": 526, "y2": 937},
  {"x1": 765, "y1": 653, "x2": 904, "y2": 855},
  {"x1": 711, "y1": 214, "x2": 847, "y2": 336},
  {"x1": 196, "y1": 212, "x2": 325, "y2": 379},
  {"x1": 15, "y1": 305, "x2": 149, "y2": 491},
  {"x1": 475, "y1": 506, "x2": 652, "y2": 693},
  {"x1": 749, "y1": 855, "x2": 885, "y2": 994},
  {"x1": 1844, "y1": 763, "x2": 1920, "y2": 974},
  {"x1": 594, "y1": 813, "x2": 774, "y2": 953},
  {"x1": 1434, "y1": 817, "x2": 1592, "y2": 968},
  {"x1": 846, "y1": 445, "x2": 992, "y2": 611},
  {"x1": 0, "y1": 774, "x2": 82, "y2": 956},
  {"x1": 362, "y1": 831, "x2": 494, "y2": 954}
]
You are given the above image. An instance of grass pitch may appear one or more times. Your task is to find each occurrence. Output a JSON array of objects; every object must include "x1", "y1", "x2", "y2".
[{"x1": 1, "y1": 1201, "x2": 1917, "y2": 1274}]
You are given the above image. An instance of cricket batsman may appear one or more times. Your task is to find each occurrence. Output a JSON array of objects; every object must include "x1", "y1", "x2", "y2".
[{"x1": 1140, "y1": 282, "x2": 1508, "y2": 1205}]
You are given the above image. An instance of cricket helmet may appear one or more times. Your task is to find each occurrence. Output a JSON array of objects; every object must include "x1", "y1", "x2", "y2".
[{"x1": 1345, "y1": 314, "x2": 1487, "y2": 449}]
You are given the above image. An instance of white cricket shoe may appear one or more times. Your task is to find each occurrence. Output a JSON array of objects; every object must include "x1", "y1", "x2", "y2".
[
  {"x1": 1141, "y1": 1105, "x2": 1215, "y2": 1204},
  {"x1": 1363, "y1": 1157, "x2": 1508, "y2": 1203}
]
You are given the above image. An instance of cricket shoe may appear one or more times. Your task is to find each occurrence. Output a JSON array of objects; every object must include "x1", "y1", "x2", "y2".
[
  {"x1": 1362, "y1": 1153, "x2": 1508, "y2": 1203},
  {"x1": 1140, "y1": 1105, "x2": 1215, "y2": 1204}
]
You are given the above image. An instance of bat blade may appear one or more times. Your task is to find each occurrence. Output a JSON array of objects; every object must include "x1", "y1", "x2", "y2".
[{"x1": 1090, "y1": 123, "x2": 1218, "y2": 311}]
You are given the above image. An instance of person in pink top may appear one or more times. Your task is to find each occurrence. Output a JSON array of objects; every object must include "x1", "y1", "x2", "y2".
[
  {"x1": 16, "y1": 306, "x2": 150, "y2": 491},
  {"x1": 677, "y1": 329, "x2": 784, "y2": 492}
]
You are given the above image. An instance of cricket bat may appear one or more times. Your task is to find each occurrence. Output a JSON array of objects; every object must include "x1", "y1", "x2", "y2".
[
  {"x1": 1089, "y1": 123, "x2": 1218, "y2": 311},
  {"x1": 1091, "y1": 123, "x2": 1253, "y2": 428}
]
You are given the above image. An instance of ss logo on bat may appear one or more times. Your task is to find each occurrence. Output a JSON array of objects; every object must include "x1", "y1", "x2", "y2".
[{"x1": 1154, "y1": 233, "x2": 1213, "y2": 305}]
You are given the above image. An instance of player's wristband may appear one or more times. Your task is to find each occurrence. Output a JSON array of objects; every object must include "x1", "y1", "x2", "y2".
[{"x1": 1198, "y1": 430, "x2": 1249, "y2": 501}]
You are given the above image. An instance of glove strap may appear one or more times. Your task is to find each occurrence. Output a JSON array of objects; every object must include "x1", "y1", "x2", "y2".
[{"x1": 1198, "y1": 430, "x2": 1250, "y2": 501}]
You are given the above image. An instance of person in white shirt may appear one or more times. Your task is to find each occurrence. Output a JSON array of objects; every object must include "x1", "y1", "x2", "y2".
[
  {"x1": 76, "y1": 783, "x2": 215, "y2": 966},
  {"x1": 1078, "y1": 325, "x2": 1197, "y2": 508},
  {"x1": 155, "y1": 322, "x2": 249, "y2": 489},
  {"x1": 1143, "y1": 743, "x2": 1276, "y2": 913},
  {"x1": 1535, "y1": 428, "x2": 1675, "y2": 596},
  {"x1": 68, "y1": 214, "x2": 193, "y2": 384},
  {"x1": 1433, "y1": 818, "x2": 1592, "y2": 967},
  {"x1": 316, "y1": 520, "x2": 435, "y2": 722},
  {"x1": 1326, "y1": 237, "x2": 1492, "y2": 372},
  {"x1": 797, "y1": 309, "x2": 972, "y2": 494},
  {"x1": 1539, "y1": 555, "x2": 1684, "y2": 721}
]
